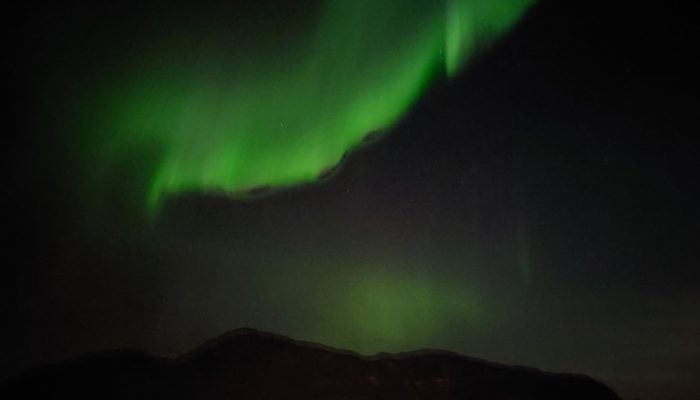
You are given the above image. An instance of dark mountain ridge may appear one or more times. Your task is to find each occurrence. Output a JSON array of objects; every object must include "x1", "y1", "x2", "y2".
[{"x1": 1, "y1": 328, "x2": 622, "y2": 399}]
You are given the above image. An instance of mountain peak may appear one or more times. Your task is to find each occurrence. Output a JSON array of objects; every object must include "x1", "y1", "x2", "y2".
[{"x1": 2, "y1": 328, "x2": 622, "y2": 400}]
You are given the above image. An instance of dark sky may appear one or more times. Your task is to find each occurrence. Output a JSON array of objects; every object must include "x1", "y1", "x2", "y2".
[{"x1": 4, "y1": 1, "x2": 699, "y2": 400}]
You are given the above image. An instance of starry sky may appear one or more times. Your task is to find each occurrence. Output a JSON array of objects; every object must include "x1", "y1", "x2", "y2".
[{"x1": 4, "y1": 1, "x2": 699, "y2": 400}]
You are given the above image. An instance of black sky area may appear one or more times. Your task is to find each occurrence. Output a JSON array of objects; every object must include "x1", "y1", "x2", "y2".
[{"x1": 3, "y1": 1, "x2": 699, "y2": 400}]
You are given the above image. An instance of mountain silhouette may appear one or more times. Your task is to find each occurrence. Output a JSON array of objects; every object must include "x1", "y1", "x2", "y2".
[{"x1": 1, "y1": 328, "x2": 621, "y2": 399}]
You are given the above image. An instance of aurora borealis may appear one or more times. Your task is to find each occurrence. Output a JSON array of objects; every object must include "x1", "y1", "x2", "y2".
[
  {"x1": 69, "y1": 0, "x2": 534, "y2": 211},
  {"x1": 4, "y1": 1, "x2": 699, "y2": 400}
]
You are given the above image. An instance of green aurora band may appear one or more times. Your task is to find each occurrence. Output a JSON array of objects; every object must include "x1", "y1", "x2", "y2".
[{"x1": 72, "y1": 0, "x2": 535, "y2": 213}]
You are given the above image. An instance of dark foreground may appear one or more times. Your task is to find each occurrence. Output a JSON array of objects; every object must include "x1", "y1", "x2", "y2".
[{"x1": 1, "y1": 328, "x2": 621, "y2": 399}]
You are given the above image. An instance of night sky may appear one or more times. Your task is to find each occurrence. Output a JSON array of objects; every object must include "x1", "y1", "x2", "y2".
[{"x1": 4, "y1": 1, "x2": 698, "y2": 400}]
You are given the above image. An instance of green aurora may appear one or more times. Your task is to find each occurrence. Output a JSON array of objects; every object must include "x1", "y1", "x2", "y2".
[{"x1": 68, "y1": 0, "x2": 535, "y2": 214}]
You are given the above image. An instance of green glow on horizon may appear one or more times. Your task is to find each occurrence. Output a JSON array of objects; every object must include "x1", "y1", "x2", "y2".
[
  {"x1": 73, "y1": 0, "x2": 535, "y2": 212},
  {"x1": 322, "y1": 269, "x2": 481, "y2": 353},
  {"x1": 252, "y1": 262, "x2": 481, "y2": 354}
]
